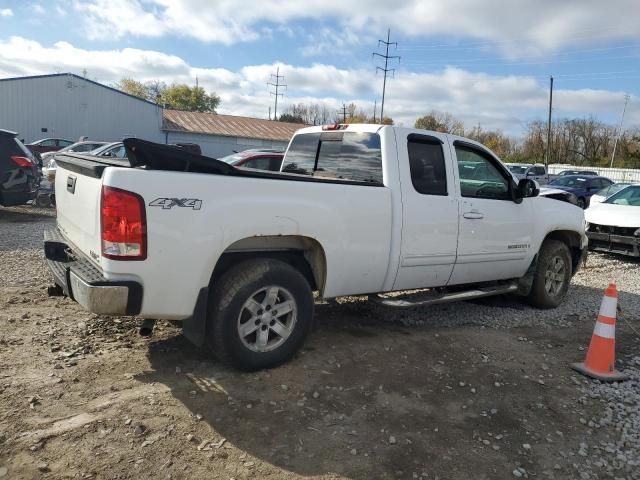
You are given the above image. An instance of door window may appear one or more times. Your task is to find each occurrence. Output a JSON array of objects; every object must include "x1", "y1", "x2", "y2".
[
  {"x1": 455, "y1": 145, "x2": 510, "y2": 200},
  {"x1": 407, "y1": 135, "x2": 447, "y2": 195}
]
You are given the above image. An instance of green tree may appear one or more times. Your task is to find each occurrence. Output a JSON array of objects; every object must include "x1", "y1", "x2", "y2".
[
  {"x1": 161, "y1": 84, "x2": 220, "y2": 113},
  {"x1": 279, "y1": 113, "x2": 305, "y2": 123},
  {"x1": 115, "y1": 78, "x2": 220, "y2": 113},
  {"x1": 415, "y1": 111, "x2": 464, "y2": 135},
  {"x1": 116, "y1": 78, "x2": 156, "y2": 101}
]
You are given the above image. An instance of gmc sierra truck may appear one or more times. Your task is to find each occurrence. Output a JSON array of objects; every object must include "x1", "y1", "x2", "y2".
[{"x1": 44, "y1": 124, "x2": 587, "y2": 370}]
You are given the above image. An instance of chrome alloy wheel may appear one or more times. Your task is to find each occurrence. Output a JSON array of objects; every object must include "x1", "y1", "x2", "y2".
[
  {"x1": 237, "y1": 285, "x2": 297, "y2": 353},
  {"x1": 544, "y1": 255, "x2": 567, "y2": 297}
]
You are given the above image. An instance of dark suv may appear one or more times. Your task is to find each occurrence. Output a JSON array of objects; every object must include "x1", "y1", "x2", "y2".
[{"x1": 1, "y1": 130, "x2": 39, "y2": 207}]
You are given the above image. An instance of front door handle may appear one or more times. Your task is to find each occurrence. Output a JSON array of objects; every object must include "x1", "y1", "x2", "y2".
[{"x1": 463, "y1": 211, "x2": 484, "y2": 219}]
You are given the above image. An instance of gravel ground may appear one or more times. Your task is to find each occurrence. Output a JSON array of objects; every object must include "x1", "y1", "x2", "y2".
[{"x1": 0, "y1": 205, "x2": 639, "y2": 479}]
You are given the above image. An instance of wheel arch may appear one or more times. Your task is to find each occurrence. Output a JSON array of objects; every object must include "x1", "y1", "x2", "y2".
[
  {"x1": 211, "y1": 235, "x2": 327, "y2": 294},
  {"x1": 542, "y1": 229, "x2": 583, "y2": 273}
]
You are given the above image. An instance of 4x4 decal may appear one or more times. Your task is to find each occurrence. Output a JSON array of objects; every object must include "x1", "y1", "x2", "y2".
[{"x1": 149, "y1": 198, "x2": 202, "y2": 210}]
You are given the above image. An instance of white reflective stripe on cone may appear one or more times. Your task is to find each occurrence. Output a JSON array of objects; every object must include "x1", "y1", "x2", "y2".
[
  {"x1": 598, "y1": 296, "x2": 617, "y2": 319},
  {"x1": 593, "y1": 322, "x2": 616, "y2": 339}
]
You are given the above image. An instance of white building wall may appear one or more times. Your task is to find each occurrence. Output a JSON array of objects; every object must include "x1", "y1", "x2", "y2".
[
  {"x1": 0, "y1": 74, "x2": 164, "y2": 144},
  {"x1": 165, "y1": 131, "x2": 289, "y2": 158}
]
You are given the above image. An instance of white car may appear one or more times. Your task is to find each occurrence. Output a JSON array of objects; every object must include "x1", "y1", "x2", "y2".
[
  {"x1": 44, "y1": 124, "x2": 587, "y2": 370},
  {"x1": 589, "y1": 182, "x2": 635, "y2": 204},
  {"x1": 586, "y1": 185, "x2": 640, "y2": 257}
]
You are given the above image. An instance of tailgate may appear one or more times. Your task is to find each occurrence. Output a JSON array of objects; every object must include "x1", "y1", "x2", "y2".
[{"x1": 54, "y1": 159, "x2": 105, "y2": 264}]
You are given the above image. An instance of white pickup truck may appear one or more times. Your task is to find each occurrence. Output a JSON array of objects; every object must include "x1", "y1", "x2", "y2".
[{"x1": 45, "y1": 124, "x2": 587, "y2": 370}]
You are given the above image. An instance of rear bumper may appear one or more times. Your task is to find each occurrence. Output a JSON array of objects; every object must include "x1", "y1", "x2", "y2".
[
  {"x1": 0, "y1": 189, "x2": 36, "y2": 207},
  {"x1": 587, "y1": 231, "x2": 640, "y2": 257},
  {"x1": 44, "y1": 226, "x2": 143, "y2": 315}
]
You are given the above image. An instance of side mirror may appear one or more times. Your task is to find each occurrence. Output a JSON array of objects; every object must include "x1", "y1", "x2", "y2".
[{"x1": 515, "y1": 178, "x2": 539, "y2": 203}]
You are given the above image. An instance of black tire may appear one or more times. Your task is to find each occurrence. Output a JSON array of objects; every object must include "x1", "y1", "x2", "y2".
[
  {"x1": 207, "y1": 258, "x2": 314, "y2": 371},
  {"x1": 577, "y1": 197, "x2": 586, "y2": 209},
  {"x1": 527, "y1": 240, "x2": 572, "y2": 308},
  {"x1": 35, "y1": 193, "x2": 52, "y2": 208}
]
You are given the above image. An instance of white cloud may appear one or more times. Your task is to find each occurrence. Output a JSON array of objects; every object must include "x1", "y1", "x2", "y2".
[
  {"x1": 71, "y1": 0, "x2": 640, "y2": 56},
  {"x1": 0, "y1": 37, "x2": 636, "y2": 135},
  {"x1": 31, "y1": 4, "x2": 45, "y2": 14},
  {"x1": 0, "y1": 8, "x2": 14, "y2": 17}
]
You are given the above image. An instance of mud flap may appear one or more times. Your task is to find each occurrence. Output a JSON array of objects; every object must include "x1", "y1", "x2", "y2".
[
  {"x1": 516, "y1": 253, "x2": 538, "y2": 296},
  {"x1": 181, "y1": 288, "x2": 209, "y2": 347}
]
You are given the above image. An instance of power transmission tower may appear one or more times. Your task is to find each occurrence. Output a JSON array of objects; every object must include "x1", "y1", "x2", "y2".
[
  {"x1": 545, "y1": 75, "x2": 553, "y2": 169},
  {"x1": 373, "y1": 29, "x2": 400, "y2": 122},
  {"x1": 268, "y1": 67, "x2": 286, "y2": 120},
  {"x1": 340, "y1": 103, "x2": 348, "y2": 123},
  {"x1": 610, "y1": 93, "x2": 630, "y2": 168}
]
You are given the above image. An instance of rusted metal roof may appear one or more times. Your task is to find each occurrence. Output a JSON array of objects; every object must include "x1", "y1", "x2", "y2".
[{"x1": 162, "y1": 109, "x2": 304, "y2": 142}]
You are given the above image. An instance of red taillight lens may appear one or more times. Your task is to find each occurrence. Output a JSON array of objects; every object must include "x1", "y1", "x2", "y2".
[
  {"x1": 101, "y1": 186, "x2": 147, "y2": 260},
  {"x1": 10, "y1": 155, "x2": 33, "y2": 167}
]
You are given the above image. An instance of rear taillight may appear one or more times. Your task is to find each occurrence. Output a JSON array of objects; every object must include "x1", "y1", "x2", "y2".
[
  {"x1": 10, "y1": 155, "x2": 33, "y2": 167},
  {"x1": 101, "y1": 186, "x2": 147, "y2": 260}
]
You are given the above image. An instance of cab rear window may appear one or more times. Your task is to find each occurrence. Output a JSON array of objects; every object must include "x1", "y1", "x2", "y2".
[{"x1": 282, "y1": 132, "x2": 383, "y2": 184}]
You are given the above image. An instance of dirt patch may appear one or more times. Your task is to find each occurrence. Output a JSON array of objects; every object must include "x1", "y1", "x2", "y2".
[{"x1": 1, "y1": 207, "x2": 639, "y2": 479}]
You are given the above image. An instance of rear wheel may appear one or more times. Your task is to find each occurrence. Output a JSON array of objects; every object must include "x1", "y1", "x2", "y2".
[
  {"x1": 207, "y1": 258, "x2": 314, "y2": 370},
  {"x1": 527, "y1": 240, "x2": 572, "y2": 308}
]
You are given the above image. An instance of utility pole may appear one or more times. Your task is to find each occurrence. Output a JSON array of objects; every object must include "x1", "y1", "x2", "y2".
[
  {"x1": 545, "y1": 75, "x2": 554, "y2": 170},
  {"x1": 373, "y1": 100, "x2": 377, "y2": 124},
  {"x1": 340, "y1": 103, "x2": 348, "y2": 123},
  {"x1": 373, "y1": 29, "x2": 400, "y2": 122},
  {"x1": 610, "y1": 93, "x2": 630, "y2": 168},
  {"x1": 268, "y1": 67, "x2": 286, "y2": 120}
]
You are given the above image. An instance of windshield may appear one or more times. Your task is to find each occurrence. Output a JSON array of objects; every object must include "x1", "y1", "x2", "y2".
[
  {"x1": 604, "y1": 185, "x2": 640, "y2": 206},
  {"x1": 596, "y1": 183, "x2": 630, "y2": 198},
  {"x1": 508, "y1": 165, "x2": 527, "y2": 174},
  {"x1": 550, "y1": 176, "x2": 587, "y2": 188}
]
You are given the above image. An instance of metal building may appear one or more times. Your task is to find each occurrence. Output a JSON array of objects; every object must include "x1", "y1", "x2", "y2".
[
  {"x1": 0, "y1": 73, "x2": 164, "y2": 144},
  {"x1": 0, "y1": 73, "x2": 304, "y2": 158},
  {"x1": 162, "y1": 109, "x2": 299, "y2": 158}
]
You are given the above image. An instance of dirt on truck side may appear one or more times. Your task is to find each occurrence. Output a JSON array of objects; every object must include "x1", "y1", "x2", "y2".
[{"x1": 1, "y1": 205, "x2": 639, "y2": 480}]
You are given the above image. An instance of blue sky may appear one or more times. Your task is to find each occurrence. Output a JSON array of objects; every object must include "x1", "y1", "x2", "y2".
[{"x1": 1, "y1": 0, "x2": 639, "y2": 135}]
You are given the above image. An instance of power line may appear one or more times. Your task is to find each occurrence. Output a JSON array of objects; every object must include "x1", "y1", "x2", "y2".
[
  {"x1": 610, "y1": 94, "x2": 630, "y2": 168},
  {"x1": 267, "y1": 66, "x2": 286, "y2": 120},
  {"x1": 397, "y1": 24, "x2": 640, "y2": 51},
  {"x1": 404, "y1": 53, "x2": 640, "y2": 68},
  {"x1": 373, "y1": 28, "x2": 400, "y2": 122}
]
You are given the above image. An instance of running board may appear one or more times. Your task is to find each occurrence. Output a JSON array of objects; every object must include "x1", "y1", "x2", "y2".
[{"x1": 371, "y1": 282, "x2": 519, "y2": 308}]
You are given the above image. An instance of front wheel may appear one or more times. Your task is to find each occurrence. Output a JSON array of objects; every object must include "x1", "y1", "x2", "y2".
[
  {"x1": 527, "y1": 240, "x2": 572, "y2": 308},
  {"x1": 207, "y1": 258, "x2": 314, "y2": 370}
]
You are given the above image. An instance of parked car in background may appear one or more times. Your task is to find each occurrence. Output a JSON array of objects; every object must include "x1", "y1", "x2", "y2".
[
  {"x1": 25, "y1": 138, "x2": 74, "y2": 156},
  {"x1": 538, "y1": 187, "x2": 579, "y2": 206},
  {"x1": 586, "y1": 185, "x2": 640, "y2": 257},
  {"x1": 40, "y1": 141, "x2": 108, "y2": 163},
  {"x1": 589, "y1": 182, "x2": 636, "y2": 204},
  {"x1": 0, "y1": 129, "x2": 39, "y2": 207},
  {"x1": 547, "y1": 175, "x2": 613, "y2": 208},
  {"x1": 555, "y1": 169, "x2": 598, "y2": 177},
  {"x1": 506, "y1": 163, "x2": 550, "y2": 184},
  {"x1": 90, "y1": 142, "x2": 127, "y2": 159},
  {"x1": 219, "y1": 148, "x2": 285, "y2": 171}
]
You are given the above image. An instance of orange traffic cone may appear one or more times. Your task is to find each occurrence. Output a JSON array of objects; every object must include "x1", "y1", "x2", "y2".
[{"x1": 572, "y1": 283, "x2": 627, "y2": 382}]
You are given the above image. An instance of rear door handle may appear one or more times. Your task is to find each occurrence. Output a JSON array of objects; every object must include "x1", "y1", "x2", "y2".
[{"x1": 463, "y1": 211, "x2": 484, "y2": 219}]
